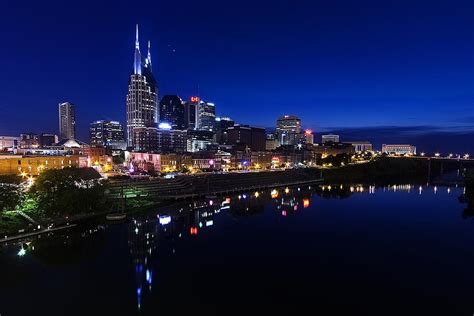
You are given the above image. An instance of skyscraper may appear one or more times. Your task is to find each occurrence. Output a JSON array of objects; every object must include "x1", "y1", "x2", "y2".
[
  {"x1": 159, "y1": 95, "x2": 185, "y2": 130},
  {"x1": 59, "y1": 102, "x2": 76, "y2": 140},
  {"x1": 197, "y1": 101, "x2": 216, "y2": 131},
  {"x1": 126, "y1": 25, "x2": 158, "y2": 149},
  {"x1": 184, "y1": 96, "x2": 200, "y2": 130},
  {"x1": 90, "y1": 120, "x2": 126, "y2": 149},
  {"x1": 276, "y1": 115, "x2": 301, "y2": 146}
]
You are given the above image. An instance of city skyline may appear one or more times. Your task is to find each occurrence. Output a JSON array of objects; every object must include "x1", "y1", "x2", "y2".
[{"x1": 0, "y1": 0, "x2": 473, "y2": 152}]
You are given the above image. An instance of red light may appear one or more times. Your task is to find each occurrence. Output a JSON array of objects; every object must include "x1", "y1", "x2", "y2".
[
  {"x1": 303, "y1": 199, "x2": 310, "y2": 208},
  {"x1": 225, "y1": 197, "x2": 231, "y2": 203},
  {"x1": 190, "y1": 96, "x2": 200, "y2": 103},
  {"x1": 190, "y1": 227, "x2": 198, "y2": 235},
  {"x1": 282, "y1": 210, "x2": 287, "y2": 216},
  {"x1": 305, "y1": 129, "x2": 312, "y2": 135}
]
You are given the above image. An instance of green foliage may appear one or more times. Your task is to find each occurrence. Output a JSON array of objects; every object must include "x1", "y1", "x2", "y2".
[
  {"x1": 322, "y1": 157, "x2": 430, "y2": 184},
  {"x1": 30, "y1": 167, "x2": 108, "y2": 216},
  {"x1": 0, "y1": 183, "x2": 22, "y2": 212}
]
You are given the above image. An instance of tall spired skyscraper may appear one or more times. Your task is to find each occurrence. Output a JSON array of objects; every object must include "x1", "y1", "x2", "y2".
[{"x1": 126, "y1": 25, "x2": 158, "y2": 149}]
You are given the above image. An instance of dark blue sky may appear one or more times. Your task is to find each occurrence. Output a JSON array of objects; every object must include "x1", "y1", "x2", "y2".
[{"x1": 0, "y1": 0, "x2": 473, "y2": 151}]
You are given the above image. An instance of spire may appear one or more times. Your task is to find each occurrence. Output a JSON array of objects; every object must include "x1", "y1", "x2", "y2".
[
  {"x1": 133, "y1": 24, "x2": 142, "y2": 75},
  {"x1": 135, "y1": 24, "x2": 140, "y2": 50},
  {"x1": 147, "y1": 40, "x2": 152, "y2": 70}
]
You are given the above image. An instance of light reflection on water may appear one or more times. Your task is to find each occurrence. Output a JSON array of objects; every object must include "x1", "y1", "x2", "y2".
[{"x1": 1, "y1": 184, "x2": 473, "y2": 315}]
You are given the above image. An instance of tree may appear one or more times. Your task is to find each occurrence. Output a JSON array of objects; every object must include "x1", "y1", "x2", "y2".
[
  {"x1": 0, "y1": 175, "x2": 22, "y2": 212},
  {"x1": 30, "y1": 167, "x2": 108, "y2": 216}
]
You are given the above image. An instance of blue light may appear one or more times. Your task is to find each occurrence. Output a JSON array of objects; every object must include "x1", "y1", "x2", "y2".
[
  {"x1": 243, "y1": 160, "x2": 248, "y2": 165},
  {"x1": 158, "y1": 122, "x2": 172, "y2": 130}
]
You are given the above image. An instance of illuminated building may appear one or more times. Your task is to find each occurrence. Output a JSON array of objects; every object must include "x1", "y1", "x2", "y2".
[
  {"x1": 215, "y1": 117, "x2": 235, "y2": 144},
  {"x1": 184, "y1": 96, "x2": 200, "y2": 130},
  {"x1": 382, "y1": 144, "x2": 416, "y2": 155},
  {"x1": 311, "y1": 142, "x2": 355, "y2": 157},
  {"x1": 304, "y1": 130, "x2": 314, "y2": 144},
  {"x1": 132, "y1": 127, "x2": 158, "y2": 152},
  {"x1": 156, "y1": 123, "x2": 187, "y2": 153},
  {"x1": 347, "y1": 141, "x2": 373, "y2": 152},
  {"x1": 59, "y1": 102, "x2": 76, "y2": 140},
  {"x1": 321, "y1": 134, "x2": 339, "y2": 144},
  {"x1": 0, "y1": 136, "x2": 19, "y2": 151},
  {"x1": 197, "y1": 101, "x2": 216, "y2": 131},
  {"x1": 227, "y1": 125, "x2": 266, "y2": 151},
  {"x1": 126, "y1": 25, "x2": 158, "y2": 148},
  {"x1": 89, "y1": 120, "x2": 126, "y2": 149},
  {"x1": 265, "y1": 134, "x2": 278, "y2": 151},
  {"x1": 39, "y1": 133, "x2": 58, "y2": 147},
  {"x1": 186, "y1": 130, "x2": 215, "y2": 152},
  {"x1": 276, "y1": 115, "x2": 301, "y2": 145},
  {"x1": 0, "y1": 155, "x2": 81, "y2": 176},
  {"x1": 159, "y1": 95, "x2": 186, "y2": 130},
  {"x1": 19, "y1": 133, "x2": 40, "y2": 149}
]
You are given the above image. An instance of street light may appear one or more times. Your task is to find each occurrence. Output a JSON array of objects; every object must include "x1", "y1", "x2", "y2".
[{"x1": 434, "y1": 153, "x2": 440, "y2": 157}]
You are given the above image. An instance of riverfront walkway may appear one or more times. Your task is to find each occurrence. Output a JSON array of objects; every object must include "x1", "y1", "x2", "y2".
[{"x1": 107, "y1": 169, "x2": 323, "y2": 200}]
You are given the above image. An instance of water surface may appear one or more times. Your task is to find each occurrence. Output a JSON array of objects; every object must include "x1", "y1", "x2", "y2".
[{"x1": 1, "y1": 185, "x2": 473, "y2": 316}]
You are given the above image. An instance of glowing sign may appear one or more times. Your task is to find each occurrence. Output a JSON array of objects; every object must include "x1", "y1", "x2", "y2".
[{"x1": 190, "y1": 96, "x2": 200, "y2": 102}]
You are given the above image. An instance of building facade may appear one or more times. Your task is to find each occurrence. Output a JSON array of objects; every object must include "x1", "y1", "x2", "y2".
[
  {"x1": 159, "y1": 95, "x2": 186, "y2": 130},
  {"x1": 59, "y1": 102, "x2": 76, "y2": 140},
  {"x1": 321, "y1": 134, "x2": 340, "y2": 144},
  {"x1": 90, "y1": 120, "x2": 126, "y2": 149},
  {"x1": 0, "y1": 136, "x2": 19, "y2": 151},
  {"x1": 382, "y1": 144, "x2": 416, "y2": 155},
  {"x1": 126, "y1": 25, "x2": 158, "y2": 149},
  {"x1": 227, "y1": 125, "x2": 266, "y2": 151},
  {"x1": 276, "y1": 115, "x2": 301, "y2": 146},
  {"x1": 0, "y1": 155, "x2": 81, "y2": 176},
  {"x1": 197, "y1": 101, "x2": 216, "y2": 131}
]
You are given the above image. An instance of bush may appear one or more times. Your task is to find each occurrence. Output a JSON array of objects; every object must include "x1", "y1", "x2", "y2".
[{"x1": 30, "y1": 167, "x2": 108, "y2": 216}]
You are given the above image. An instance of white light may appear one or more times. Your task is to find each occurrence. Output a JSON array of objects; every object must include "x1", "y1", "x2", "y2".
[
  {"x1": 158, "y1": 122, "x2": 172, "y2": 130},
  {"x1": 159, "y1": 215, "x2": 171, "y2": 225},
  {"x1": 206, "y1": 220, "x2": 213, "y2": 227},
  {"x1": 18, "y1": 248, "x2": 26, "y2": 257}
]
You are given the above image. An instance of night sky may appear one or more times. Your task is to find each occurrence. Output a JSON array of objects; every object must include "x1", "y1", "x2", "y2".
[{"x1": 1, "y1": 0, "x2": 473, "y2": 152}]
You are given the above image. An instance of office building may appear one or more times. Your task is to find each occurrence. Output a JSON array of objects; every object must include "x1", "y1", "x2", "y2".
[
  {"x1": 159, "y1": 95, "x2": 186, "y2": 130},
  {"x1": 304, "y1": 130, "x2": 314, "y2": 144},
  {"x1": 187, "y1": 130, "x2": 215, "y2": 152},
  {"x1": 90, "y1": 120, "x2": 126, "y2": 149},
  {"x1": 382, "y1": 144, "x2": 416, "y2": 155},
  {"x1": 0, "y1": 136, "x2": 19, "y2": 151},
  {"x1": 276, "y1": 115, "x2": 301, "y2": 145},
  {"x1": 126, "y1": 25, "x2": 158, "y2": 148},
  {"x1": 348, "y1": 141, "x2": 373, "y2": 152},
  {"x1": 322, "y1": 134, "x2": 340, "y2": 144},
  {"x1": 215, "y1": 117, "x2": 235, "y2": 144},
  {"x1": 59, "y1": 102, "x2": 76, "y2": 140},
  {"x1": 184, "y1": 96, "x2": 200, "y2": 130},
  {"x1": 156, "y1": 123, "x2": 187, "y2": 153},
  {"x1": 39, "y1": 133, "x2": 58, "y2": 147},
  {"x1": 132, "y1": 127, "x2": 158, "y2": 152},
  {"x1": 227, "y1": 125, "x2": 266, "y2": 151},
  {"x1": 197, "y1": 101, "x2": 216, "y2": 131}
]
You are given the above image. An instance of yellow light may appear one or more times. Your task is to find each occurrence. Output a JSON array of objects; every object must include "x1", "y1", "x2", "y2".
[
  {"x1": 254, "y1": 191, "x2": 260, "y2": 198},
  {"x1": 20, "y1": 171, "x2": 27, "y2": 178},
  {"x1": 271, "y1": 189, "x2": 279, "y2": 198},
  {"x1": 285, "y1": 187, "x2": 290, "y2": 194}
]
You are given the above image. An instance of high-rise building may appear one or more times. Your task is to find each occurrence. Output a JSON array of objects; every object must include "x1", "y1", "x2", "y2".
[
  {"x1": 197, "y1": 101, "x2": 216, "y2": 131},
  {"x1": 184, "y1": 96, "x2": 200, "y2": 130},
  {"x1": 90, "y1": 120, "x2": 126, "y2": 149},
  {"x1": 304, "y1": 130, "x2": 314, "y2": 144},
  {"x1": 159, "y1": 95, "x2": 185, "y2": 130},
  {"x1": 59, "y1": 102, "x2": 76, "y2": 140},
  {"x1": 227, "y1": 125, "x2": 266, "y2": 151},
  {"x1": 215, "y1": 117, "x2": 235, "y2": 144},
  {"x1": 276, "y1": 115, "x2": 301, "y2": 146},
  {"x1": 156, "y1": 122, "x2": 187, "y2": 153},
  {"x1": 126, "y1": 25, "x2": 158, "y2": 149}
]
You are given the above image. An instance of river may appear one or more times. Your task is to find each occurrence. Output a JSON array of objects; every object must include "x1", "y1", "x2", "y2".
[{"x1": 1, "y1": 184, "x2": 473, "y2": 315}]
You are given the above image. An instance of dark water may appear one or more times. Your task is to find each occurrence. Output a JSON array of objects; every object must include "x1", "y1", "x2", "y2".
[{"x1": 1, "y1": 184, "x2": 474, "y2": 316}]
